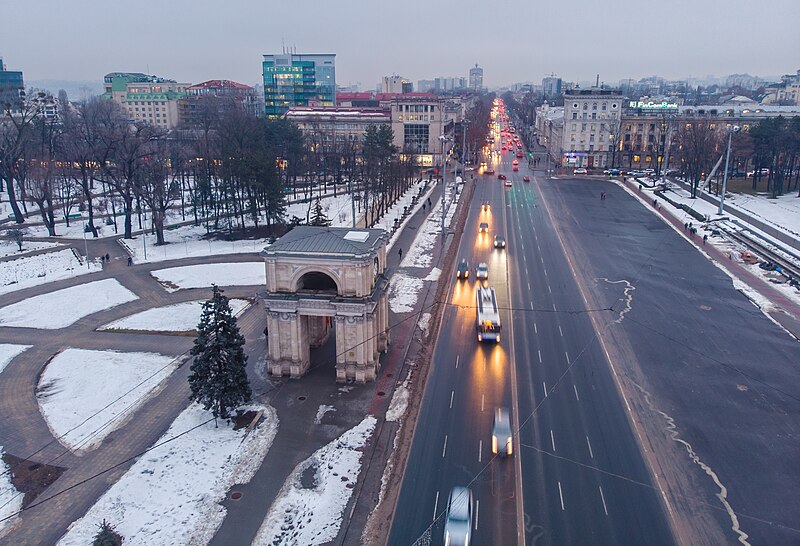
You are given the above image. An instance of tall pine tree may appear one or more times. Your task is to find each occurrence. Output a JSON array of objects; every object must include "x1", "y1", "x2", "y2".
[
  {"x1": 309, "y1": 197, "x2": 331, "y2": 226},
  {"x1": 189, "y1": 285, "x2": 252, "y2": 423}
]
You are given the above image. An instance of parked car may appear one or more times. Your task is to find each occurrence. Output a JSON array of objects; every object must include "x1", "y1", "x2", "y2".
[
  {"x1": 456, "y1": 259, "x2": 470, "y2": 280},
  {"x1": 443, "y1": 487, "x2": 473, "y2": 546},
  {"x1": 574, "y1": 167, "x2": 588, "y2": 175}
]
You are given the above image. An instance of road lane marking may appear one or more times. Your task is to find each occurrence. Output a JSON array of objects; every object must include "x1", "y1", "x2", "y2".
[
  {"x1": 538, "y1": 350, "x2": 542, "y2": 363},
  {"x1": 455, "y1": 355, "x2": 459, "y2": 369},
  {"x1": 565, "y1": 351, "x2": 570, "y2": 364},
  {"x1": 475, "y1": 500, "x2": 480, "y2": 530},
  {"x1": 442, "y1": 435, "x2": 448, "y2": 457},
  {"x1": 558, "y1": 482, "x2": 565, "y2": 510},
  {"x1": 550, "y1": 429, "x2": 556, "y2": 452},
  {"x1": 558, "y1": 325, "x2": 563, "y2": 337},
  {"x1": 481, "y1": 394, "x2": 485, "y2": 412},
  {"x1": 543, "y1": 381, "x2": 548, "y2": 397},
  {"x1": 540, "y1": 256, "x2": 544, "y2": 263},
  {"x1": 599, "y1": 486, "x2": 609, "y2": 515},
  {"x1": 544, "y1": 267, "x2": 548, "y2": 276},
  {"x1": 574, "y1": 384, "x2": 580, "y2": 401},
  {"x1": 586, "y1": 436, "x2": 594, "y2": 459},
  {"x1": 548, "y1": 284, "x2": 552, "y2": 294},
  {"x1": 552, "y1": 303, "x2": 557, "y2": 311},
  {"x1": 527, "y1": 281, "x2": 531, "y2": 291},
  {"x1": 530, "y1": 302, "x2": 534, "y2": 310},
  {"x1": 478, "y1": 440, "x2": 483, "y2": 462},
  {"x1": 534, "y1": 322, "x2": 538, "y2": 333},
  {"x1": 433, "y1": 490, "x2": 439, "y2": 521},
  {"x1": 450, "y1": 390, "x2": 454, "y2": 409}
]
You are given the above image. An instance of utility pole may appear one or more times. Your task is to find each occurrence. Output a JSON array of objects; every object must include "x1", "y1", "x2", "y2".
[{"x1": 718, "y1": 125, "x2": 740, "y2": 215}]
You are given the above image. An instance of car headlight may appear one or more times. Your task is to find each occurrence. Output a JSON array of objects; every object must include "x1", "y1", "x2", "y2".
[{"x1": 492, "y1": 436, "x2": 498, "y2": 453}]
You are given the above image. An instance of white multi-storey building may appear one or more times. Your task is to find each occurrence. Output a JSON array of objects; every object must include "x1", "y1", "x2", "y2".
[{"x1": 561, "y1": 88, "x2": 623, "y2": 169}]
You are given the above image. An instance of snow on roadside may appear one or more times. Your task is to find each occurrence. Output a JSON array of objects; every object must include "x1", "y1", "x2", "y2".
[
  {"x1": 717, "y1": 191, "x2": 800, "y2": 239},
  {"x1": 0, "y1": 278, "x2": 137, "y2": 329},
  {"x1": 0, "y1": 344, "x2": 30, "y2": 374},
  {"x1": 400, "y1": 182, "x2": 458, "y2": 269},
  {"x1": 150, "y1": 262, "x2": 265, "y2": 292},
  {"x1": 0, "y1": 239, "x2": 61, "y2": 259},
  {"x1": 417, "y1": 312, "x2": 432, "y2": 338},
  {"x1": 315, "y1": 404, "x2": 336, "y2": 424},
  {"x1": 0, "y1": 248, "x2": 101, "y2": 296},
  {"x1": 388, "y1": 274, "x2": 425, "y2": 313},
  {"x1": 58, "y1": 403, "x2": 278, "y2": 546},
  {"x1": 424, "y1": 267, "x2": 441, "y2": 281},
  {"x1": 99, "y1": 299, "x2": 250, "y2": 333},
  {"x1": 122, "y1": 224, "x2": 267, "y2": 264},
  {"x1": 252, "y1": 415, "x2": 376, "y2": 546},
  {"x1": 37, "y1": 348, "x2": 180, "y2": 451}
]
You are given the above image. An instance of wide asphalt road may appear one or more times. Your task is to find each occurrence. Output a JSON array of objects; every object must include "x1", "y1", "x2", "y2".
[{"x1": 389, "y1": 117, "x2": 674, "y2": 545}]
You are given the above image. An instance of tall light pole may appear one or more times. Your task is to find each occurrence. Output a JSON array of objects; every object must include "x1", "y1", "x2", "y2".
[
  {"x1": 660, "y1": 114, "x2": 675, "y2": 187},
  {"x1": 439, "y1": 134, "x2": 452, "y2": 238},
  {"x1": 718, "y1": 125, "x2": 740, "y2": 215}
]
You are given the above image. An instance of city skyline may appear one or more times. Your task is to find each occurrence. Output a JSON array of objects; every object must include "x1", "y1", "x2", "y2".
[{"x1": 3, "y1": 0, "x2": 798, "y2": 91}]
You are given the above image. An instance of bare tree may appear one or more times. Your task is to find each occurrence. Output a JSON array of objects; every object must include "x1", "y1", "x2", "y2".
[{"x1": 674, "y1": 122, "x2": 723, "y2": 198}]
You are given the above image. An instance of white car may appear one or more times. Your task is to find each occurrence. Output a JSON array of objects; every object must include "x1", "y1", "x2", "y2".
[
  {"x1": 444, "y1": 487, "x2": 473, "y2": 546},
  {"x1": 492, "y1": 407, "x2": 513, "y2": 456},
  {"x1": 574, "y1": 167, "x2": 588, "y2": 175},
  {"x1": 476, "y1": 263, "x2": 489, "y2": 280}
]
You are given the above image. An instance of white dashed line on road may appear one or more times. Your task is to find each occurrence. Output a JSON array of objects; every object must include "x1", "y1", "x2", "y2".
[
  {"x1": 442, "y1": 435, "x2": 448, "y2": 457},
  {"x1": 548, "y1": 284, "x2": 552, "y2": 294},
  {"x1": 528, "y1": 281, "x2": 531, "y2": 291},
  {"x1": 543, "y1": 381, "x2": 548, "y2": 397},
  {"x1": 558, "y1": 482, "x2": 565, "y2": 511},
  {"x1": 558, "y1": 325, "x2": 563, "y2": 337},
  {"x1": 586, "y1": 436, "x2": 594, "y2": 459},
  {"x1": 550, "y1": 429, "x2": 556, "y2": 452},
  {"x1": 538, "y1": 350, "x2": 542, "y2": 363},
  {"x1": 530, "y1": 301, "x2": 534, "y2": 310},
  {"x1": 599, "y1": 486, "x2": 609, "y2": 516},
  {"x1": 552, "y1": 303, "x2": 557, "y2": 311},
  {"x1": 574, "y1": 384, "x2": 580, "y2": 401},
  {"x1": 544, "y1": 267, "x2": 548, "y2": 276},
  {"x1": 481, "y1": 394, "x2": 485, "y2": 412},
  {"x1": 433, "y1": 490, "x2": 439, "y2": 521},
  {"x1": 565, "y1": 351, "x2": 570, "y2": 364},
  {"x1": 534, "y1": 322, "x2": 538, "y2": 334},
  {"x1": 455, "y1": 355, "x2": 459, "y2": 369},
  {"x1": 478, "y1": 440, "x2": 483, "y2": 462},
  {"x1": 475, "y1": 500, "x2": 480, "y2": 530},
  {"x1": 450, "y1": 390, "x2": 454, "y2": 409}
]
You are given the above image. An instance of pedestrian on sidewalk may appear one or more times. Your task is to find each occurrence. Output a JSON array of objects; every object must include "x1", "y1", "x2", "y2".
[
  {"x1": 422, "y1": 203, "x2": 426, "y2": 212},
  {"x1": 398, "y1": 247, "x2": 403, "y2": 261},
  {"x1": 127, "y1": 256, "x2": 133, "y2": 266},
  {"x1": 703, "y1": 234, "x2": 708, "y2": 245},
  {"x1": 684, "y1": 222, "x2": 689, "y2": 231},
  {"x1": 100, "y1": 255, "x2": 105, "y2": 264},
  {"x1": 105, "y1": 253, "x2": 110, "y2": 262},
  {"x1": 428, "y1": 197, "x2": 432, "y2": 207}
]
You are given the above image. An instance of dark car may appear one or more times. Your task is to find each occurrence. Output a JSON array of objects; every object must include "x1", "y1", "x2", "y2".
[
  {"x1": 494, "y1": 235, "x2": 506, "y2": 249},
  {"x1": 498, "y1": 174, "x2": 507, "y2": 180},
  {"x1": 456, "y1": 259, "x2": 470, "y2": 280},
  {"x1": 523, "y1": 176, "x2": 530, "y2": 182}
]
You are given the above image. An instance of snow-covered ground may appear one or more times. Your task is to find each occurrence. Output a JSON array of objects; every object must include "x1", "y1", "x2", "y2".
[
  {"x1": 150, "y1": 262, "x2": 265, "y2": 292},
  {"x1": 371, "y1": 181, "x2": 434, "y2": 250},
  {"x1": 37, "y1": 348, "x2": 180, "y2": 451},
  {"x1": 99, "y1": 299, "x2": 251, "y2": 333},
  {"x1": 0, "y1": 278, "x2": 137, "y2": 329},
  {"x1": 722, "y1": 191, "x2": 800, "y2": 239},
  {"x1": 388, "y1": 274, "x2": 425, "y2": 314},
  {"x1": 400, "y1": 181, "x2": 458, "y2": 269},
  {"x1": 0, "y1": 239, "x2": 61, "y2": 258},
  {"x1": 314, "y1": 404, "x2": 336, "y2": 425},
  {"x1": 0, "y1": 344, "x2": 30, "y2": 375},
  {"x1": 121, "y1": 224, "x2": 268, "y2": 265},
  {"x1": 253, "y1": 415, "x2": 376, "y2": 546},
  {"x1": 0, "y1": 248, "x2": 101, "y2": 296},
  {"x1": 58, "y1": 403, "x2": 278, "y2": 546},
  {"x1": 286, "y1": 192, "x2": 360, "y2": 228}
]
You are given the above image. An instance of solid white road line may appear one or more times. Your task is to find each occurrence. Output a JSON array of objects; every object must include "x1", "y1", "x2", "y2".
[
  {"x1": 565, "y1": 351, "x2": 570, "y2": 364},
  {"x1": 550, "y1": 429, "x2": 556, "y2": 452},
  {"x1": 442, "y1": 435, "x2": 448, "y2": 457},
  {"x1": 538, "y1": 349, "x2": 542, "y2": 364},
  {"x1": 558, "y1": 481, "x2": 565, "y2": 511},
  {"x1": 478, "y1": 440, "x2": 483, "y2": 462},
  {"x1": 433, "y1": 490, "x2": 440, "y2": 521},
  {"x1": 559, "y1": 325, "x2": 563, "y2": 337},
  {"x1": 599, "y1": 486, "x2": 609, "y2": 516},
  {"x1": 586, "y1": 436, "x2": 594, "y2": 459},
  {"x1": 574, "y1": 384, "x2": 580, "y2": 401},
  {"x1": 475, "y1": 500, "x2": 480, "y2": 530},
  {"x1": 450, "y1": 390, "x2": 454, "y2": 409}
]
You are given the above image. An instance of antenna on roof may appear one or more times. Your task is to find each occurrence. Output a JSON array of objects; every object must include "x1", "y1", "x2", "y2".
[{"x1": 596, "y1": 74, "x2": 600, "y2": 87}]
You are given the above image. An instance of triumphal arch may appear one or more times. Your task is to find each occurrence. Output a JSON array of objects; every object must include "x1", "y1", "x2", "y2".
[{"x1": 260, "y1": 226, "x2": 390, "y2": 382}]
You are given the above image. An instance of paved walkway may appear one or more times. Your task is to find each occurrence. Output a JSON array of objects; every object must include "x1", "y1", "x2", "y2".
[{"x1": 0, "y1": 182, "x2": 450, "y2": 544}]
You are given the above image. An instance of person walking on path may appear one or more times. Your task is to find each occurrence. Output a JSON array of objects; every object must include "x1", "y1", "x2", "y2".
[
  {"x1": 703, "y1": 234, "x2": 708, "y2": 245},
  {"x1": 422, "y1": 203, "x2": 426, "y2": 212},
  {"x1": 398, "y1": 247, "x2": 403, "y2": 261},
  {"x1": 127, "y1": 256, "x2": 133, "y2": 266}
]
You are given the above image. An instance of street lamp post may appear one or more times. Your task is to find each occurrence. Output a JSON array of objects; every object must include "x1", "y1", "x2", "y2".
[
  {"x1": 718, "y1": 125, "x2": 740, "y2": 215},
  {"x1": 81, "y1": 213, "x2": 90, "y2": 269},
  {"x1": 438, "y1": 135, "x2": 452, "y2": 238}
]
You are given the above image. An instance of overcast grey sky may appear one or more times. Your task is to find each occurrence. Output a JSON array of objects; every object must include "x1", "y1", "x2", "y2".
[{"x1": 3, "y1": 0, "x2": 799, "y2": 89}]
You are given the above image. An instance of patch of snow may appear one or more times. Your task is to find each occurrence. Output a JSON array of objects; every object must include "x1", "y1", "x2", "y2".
[
  {"x1": 37, "y1": 348, "x2": 180, "y2": 451},
  {"x1": 424, "y1": 268, "x2": 441, "y2": 281},
  {"x1": 388, "y1": 274, "x2": 425, "y2": 313},
  {"x1": 252, "y1": 415, "x2": 376, "y2": 546},
  {"x1": 0, "y1": 239, "x2": 61, "y2": 258},
  {"x1": 386, "y1": 382, "x2": 410, "y2": 423},
  {"x1": 0, "y1": 278, "x2": 137, "y2": 329},
  {"x1": 369, "y1": 181, "x2": 434, "y2": 250},
  {"x1": 400, "y1": 182, "x2": 458, "y2": 269},
  {"x1": 150, "y1": 262, "x2": 265, "y2": 292},
  {"x1": 0, "y1": 248, "x2": 102, "y2": 296},
  {"x1": 99, "y1": 299, "x2": 250, "y2": 333},
  {"x1": 314, "y1": 404, "x2": 336, "y2": 425},
  {"x1": 0, "y1": 446, "x2": 22, "y2": 536},
  {"x1": 417, "y1": 312, "x2": 432, "y2": 338},
  {"x1": 0, "y1": 344, "x2": 30, "y2": 375},
  {"x1": 58, "y1": 403, "x2": 278, "y2": 546}
]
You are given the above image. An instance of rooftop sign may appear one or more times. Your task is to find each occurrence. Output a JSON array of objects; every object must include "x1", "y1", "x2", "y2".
[{"x1": 628, "y1": 100, "x2": 678, "y2": 110}]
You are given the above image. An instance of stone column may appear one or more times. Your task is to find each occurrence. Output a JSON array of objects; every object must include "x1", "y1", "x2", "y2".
[{"x1": 266, "y1": 311, "x2": 310, "y2": 379}]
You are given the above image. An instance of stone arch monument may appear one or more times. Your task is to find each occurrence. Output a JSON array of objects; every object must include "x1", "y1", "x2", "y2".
[{"x1": 260, "y1": 226, "x2": 390, "y2": 383}]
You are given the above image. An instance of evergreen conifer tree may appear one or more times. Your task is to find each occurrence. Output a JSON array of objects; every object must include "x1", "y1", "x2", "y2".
[
  {"x1": 309, "y1": 197, "x2": 331, "y2": 226},
  {"x1": 189, "y1": 285, "x2": 252, "y2": 423},
  {"x1": 92, "y1": 519, "x2": 123, "y2": 546}
]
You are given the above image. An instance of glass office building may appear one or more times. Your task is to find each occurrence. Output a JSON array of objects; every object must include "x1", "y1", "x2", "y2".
[
  {"x1": 0, "y1": 57, "x2": 24, "y2": 114},
  {"x1": 262, "y1": 53, "x2": 336, "y2": 118}
]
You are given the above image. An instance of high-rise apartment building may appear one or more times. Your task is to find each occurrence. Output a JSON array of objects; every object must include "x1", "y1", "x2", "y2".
[
  {"x1": 262, "y1": 53, "x2": 336, "y2": 118},
  {"x1": 542, "y1": 76, "x2": 562, "y2": 99},
  {"x1": 381, "y1": 75, "x2": 412, "y2": 94},
  {"x1": 0, "y1": 57, "x2": 24, "y2": 114},
  {"x1": 469, "y1": 64, "x2": 483, "y2": 91}
]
